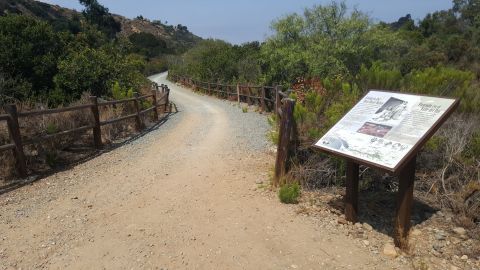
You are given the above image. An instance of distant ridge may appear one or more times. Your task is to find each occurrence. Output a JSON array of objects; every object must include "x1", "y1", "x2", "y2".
[{"x1": 0, "y1": 0, "x2": 201, "y2": 52}]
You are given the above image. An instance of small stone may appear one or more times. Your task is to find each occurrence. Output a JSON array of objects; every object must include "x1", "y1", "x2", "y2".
[
  {"x1": 452, "y1": 227, "x2": 466, "y2": 236},
  {"x1": 450, "y1": 266, "x2": 459, "y2": 270},
  {"x1": 433, "y1": 243, "x2": 444, "y2": 252},
  {"x1": 290, "y1": 264, "x2": 298, "y2": 269},
  {"x1": 337, "y1": 218, "x2": 348, "y2": 225},
  {"x1": 363, "y1": 223, "x2": 373, "y2": 231},
  {"x1": 460, "y1": 255, "x2": 468, "y2": 260},
  {"x1": 383, "y1": 243, "x2": 398, "y2": 258},
  {"x1": 362, "y1": 240, "x2": 370, "y2": 246},
  {"x1": 435, "y1": 233, "x2": 446, "y2": 241},
  {"x1": 355, "y1": 223, "x2": 363, "y2": 228},
  {"x1": 411, "y1": 229, "x2": 422, "y2": 236}
]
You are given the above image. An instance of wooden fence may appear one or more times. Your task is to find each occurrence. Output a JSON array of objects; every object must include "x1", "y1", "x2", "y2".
[
  {"x1": 169, "y1": 74, "x2": 296, "y2": 187},
  {"x1": 0, "y1": 83, "x2": 170, "y2": 178}
]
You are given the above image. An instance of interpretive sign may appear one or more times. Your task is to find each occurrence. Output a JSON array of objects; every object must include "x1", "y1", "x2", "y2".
[{"x1": 314, "y1": 90, "x2": 459, "y2": 173}]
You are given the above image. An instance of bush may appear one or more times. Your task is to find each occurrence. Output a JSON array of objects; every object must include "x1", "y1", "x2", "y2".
[{"x1": 279, "y1": 182, "x2": 301, "y2": 204}]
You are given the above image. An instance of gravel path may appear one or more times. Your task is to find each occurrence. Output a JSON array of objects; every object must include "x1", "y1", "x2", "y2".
[{"x1": 0, "y1": 72, "x2": 409, "y2": 269}]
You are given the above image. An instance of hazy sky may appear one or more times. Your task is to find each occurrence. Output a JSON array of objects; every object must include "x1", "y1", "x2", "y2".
[{"x1": 39, "y1": 0, "x2": 453, "y2": 44}]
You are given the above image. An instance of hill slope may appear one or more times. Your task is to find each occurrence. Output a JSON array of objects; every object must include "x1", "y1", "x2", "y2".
[{"x1": 0, "y1": 0, "x2": 201, "y2": 52}]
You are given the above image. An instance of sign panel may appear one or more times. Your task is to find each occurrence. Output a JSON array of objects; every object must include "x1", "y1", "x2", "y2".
[{"x1": 314, "y1": 90, "x2": 457, "y2": 172}]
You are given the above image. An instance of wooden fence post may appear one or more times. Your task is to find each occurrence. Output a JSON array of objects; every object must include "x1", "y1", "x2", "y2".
[
  {"x1": 133, "y1": 92, "x2": 144, "y2": 131},
  {"x1": 275, "y1": 86, "x2": 281, "y2": 125},
  {"x1": 261, "y1": 87, "x2": 266, "y2": 112},
  {"x1": 236, "y1": 84, "x2": 240, "y2": 104},
  {"x1": 394, "y1": 155, "x2": 416, "y2": 249},
  {"x1": 273, "y1": 98, "x2": 295, "y2": 187},
  {"x1": 89, "y1": 96, "x2": 102, "y2": 149},
  {"x1": 151, "y1": 90, "x2": 159, "y2": 121},
  {"x1": 4, "y1": 104, "x2": 27, "y2": 178},
  {"x1": 164, "y1": 87, "x2": 170, "y2": 113}
]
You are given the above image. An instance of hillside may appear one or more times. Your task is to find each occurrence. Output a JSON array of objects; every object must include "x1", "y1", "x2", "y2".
[{"x1": 0, "y1": 0, "x2": 201, "y2": 52}]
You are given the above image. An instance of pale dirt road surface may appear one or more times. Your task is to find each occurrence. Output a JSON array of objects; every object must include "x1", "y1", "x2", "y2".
[{"x1": 0, "y1": 73, "x2": 408, "y2": 269}]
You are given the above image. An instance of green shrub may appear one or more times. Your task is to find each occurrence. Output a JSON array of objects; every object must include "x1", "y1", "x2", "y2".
[
  {"x1": 45, "y1": 123, "x2": 58, "y2": 135},
  {"x1": 111, "y1": 81, "x2": 134, "y2": 100},
  {"x1": 46, "y1": 151, "x2": 58, "y2": 168},
  {"x1": 357, "y1": 62, "x2": 403, "y2": 91},
  {"x1": 425, "y1": 135, "x2": 446, "y2": 151},
  {"x1": 324, "y1": 82, "x2": 360, "y2": 128},
  {"x1": 404, "y1": 66, "x2": 474, "y2": 97},
  {"x1": 279, "y1": 182, "x2": 301, "y2": 204},
  {"x1": 267, "y1": 115, "x2": 279, "y2": 145},
  {"x1": 242, "y1": 106, "x2": 248, "y2": 113},
  {"x1": 463, "y1": 131, "x2": 480, "y2": 161}
]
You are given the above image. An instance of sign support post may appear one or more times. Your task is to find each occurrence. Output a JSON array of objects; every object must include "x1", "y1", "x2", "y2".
[
  {"x1": 313, "y1": 90, "x2": 459, "y2": 249},
  {"x1": 345, "y1": 160, "x2": 359, "y2": 223},
  {"x1": 394, "y1": 154, "x2": 416, "y2": 248}
]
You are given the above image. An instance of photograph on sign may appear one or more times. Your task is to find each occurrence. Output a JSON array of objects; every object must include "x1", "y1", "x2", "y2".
[{"x1": 314, "y1": 91, "x2": 456, "y2": 170}]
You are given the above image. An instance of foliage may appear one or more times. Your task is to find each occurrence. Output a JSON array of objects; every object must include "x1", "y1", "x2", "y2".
[
  {"x1": 403, "y1": 66, "x2": 474, "y2": 96},
  {"x1": 279, "y1": 182, "x2": 301, "y2": 204},
  {"x1": 0, "y1": 15, "x2": 66, "y2": 101},
  {"x1": 0, "y1": 2, "x2": 150, "y2": 107},
  {"x1": 129, "y1": 32, "x2": 169, "y2": 59},
  {"x1": 111, "y1": 81, "x2": 133, "y2": 100},
  {"x1": 79, "y1": 0, "x2": 120, "y2": 38}
]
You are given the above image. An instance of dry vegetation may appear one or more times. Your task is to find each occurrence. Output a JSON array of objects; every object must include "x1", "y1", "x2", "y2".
[{"x1": 0, "y1": 88, "x2": 162, "y2": 185}]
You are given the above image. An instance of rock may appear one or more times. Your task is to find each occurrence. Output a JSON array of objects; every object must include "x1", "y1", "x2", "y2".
[
  {"x1": 363, "y1": 223, "x2": 373, "y2": 231},
  {"x1": 435, "y1": 232, "x2": 446, "y2": 241},
  {"x1": 460, "y1": 255, "x2": 468, "y2": 260},
  {"x1": 355, "y1": 222, "x2": 363, "y2": 229},
  {"x1": 337, "y1": 218, "x2": 348, "y2": 225},
  {"x1": 362, "y1": 240, "x2": 370, "y2": 246},
  {"x1": 411, "y1": 229, "x2": 422, "y2": 236},
  {"x1": 433, "y1": 243, "x2": 444, "y2": 252},
  {"x1": 383, "y1": 243, "x2": 398, "y2": 258},
  {"x1": 452, "y1": 227, "x2": 466, "y2": 236}
]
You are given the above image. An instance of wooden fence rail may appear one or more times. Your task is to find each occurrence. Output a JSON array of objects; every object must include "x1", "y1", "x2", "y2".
[
  {"x1": 169, "y1": 74, "x2": 295, "y2": 186},
  {"x1": 169, "y1": 74, "x2": 284, "y2": 113},
  {"x1": 0, "y1": 82, "x2": 171, "y2": 178}
]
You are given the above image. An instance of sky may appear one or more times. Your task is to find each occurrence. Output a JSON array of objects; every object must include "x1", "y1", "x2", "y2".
[{"x1": 38, "y1": 0, "x2": 453, "y2": 44}]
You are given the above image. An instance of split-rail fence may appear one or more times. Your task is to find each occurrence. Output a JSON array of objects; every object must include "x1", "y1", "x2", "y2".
[{"x1": 1, "y1": 83, "x2": 170, "y2": 178}]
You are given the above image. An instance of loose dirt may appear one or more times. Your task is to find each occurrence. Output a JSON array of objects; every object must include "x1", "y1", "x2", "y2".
[{"x1": 0, "y1": 73, "x2": 409, "y2": 269}]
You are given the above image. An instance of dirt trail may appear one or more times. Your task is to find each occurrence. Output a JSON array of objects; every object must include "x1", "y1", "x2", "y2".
[{"x1": 0, "y1": 73, "x2": 407, "y2": 269}]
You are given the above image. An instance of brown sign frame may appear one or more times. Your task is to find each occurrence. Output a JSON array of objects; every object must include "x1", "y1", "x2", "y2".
[
  {"x1": 312, "y1": 90, "x2": 459, "y2": 175},
  {"x1": 311, "y1": 90, "x2": 459, "y2": 249}
]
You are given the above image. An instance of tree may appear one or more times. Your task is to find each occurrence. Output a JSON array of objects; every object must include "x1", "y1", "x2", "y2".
[
  {"x1": 128, "y1": 32, "x2": 168, "y2": 59},
  {"x1": 181, "y1": 39, "x2": 237, "y2": 82},
  {"x1": 79, "y1": 0, "x2": 121, "y2": 38},
  {"x1": 0, "y1": 15, "x2": 66, "y2": 98}
]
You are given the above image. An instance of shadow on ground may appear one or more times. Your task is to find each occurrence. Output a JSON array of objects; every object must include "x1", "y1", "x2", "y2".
[{"x1": 328, "y1": 190, "x2": 437, "y2": 237}]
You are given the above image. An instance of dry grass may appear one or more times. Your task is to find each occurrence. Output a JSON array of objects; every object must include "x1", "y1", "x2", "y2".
[
  {"x1": 288, "y1": 113, "x2": 480, "y2": 225},
  {"x1": 1, "y1": 90, "x2": 161, "y2": 184}
]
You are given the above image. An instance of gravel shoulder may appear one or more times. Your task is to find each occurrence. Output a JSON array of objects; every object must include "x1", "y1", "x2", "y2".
[{"x1": 0, "y1": 72, "x2": 410, "y2": 269}]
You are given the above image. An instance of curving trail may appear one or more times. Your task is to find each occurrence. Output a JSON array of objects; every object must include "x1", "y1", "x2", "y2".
[{"x1": 0, "y1": 73, "x2": 406, "y2": 269}]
